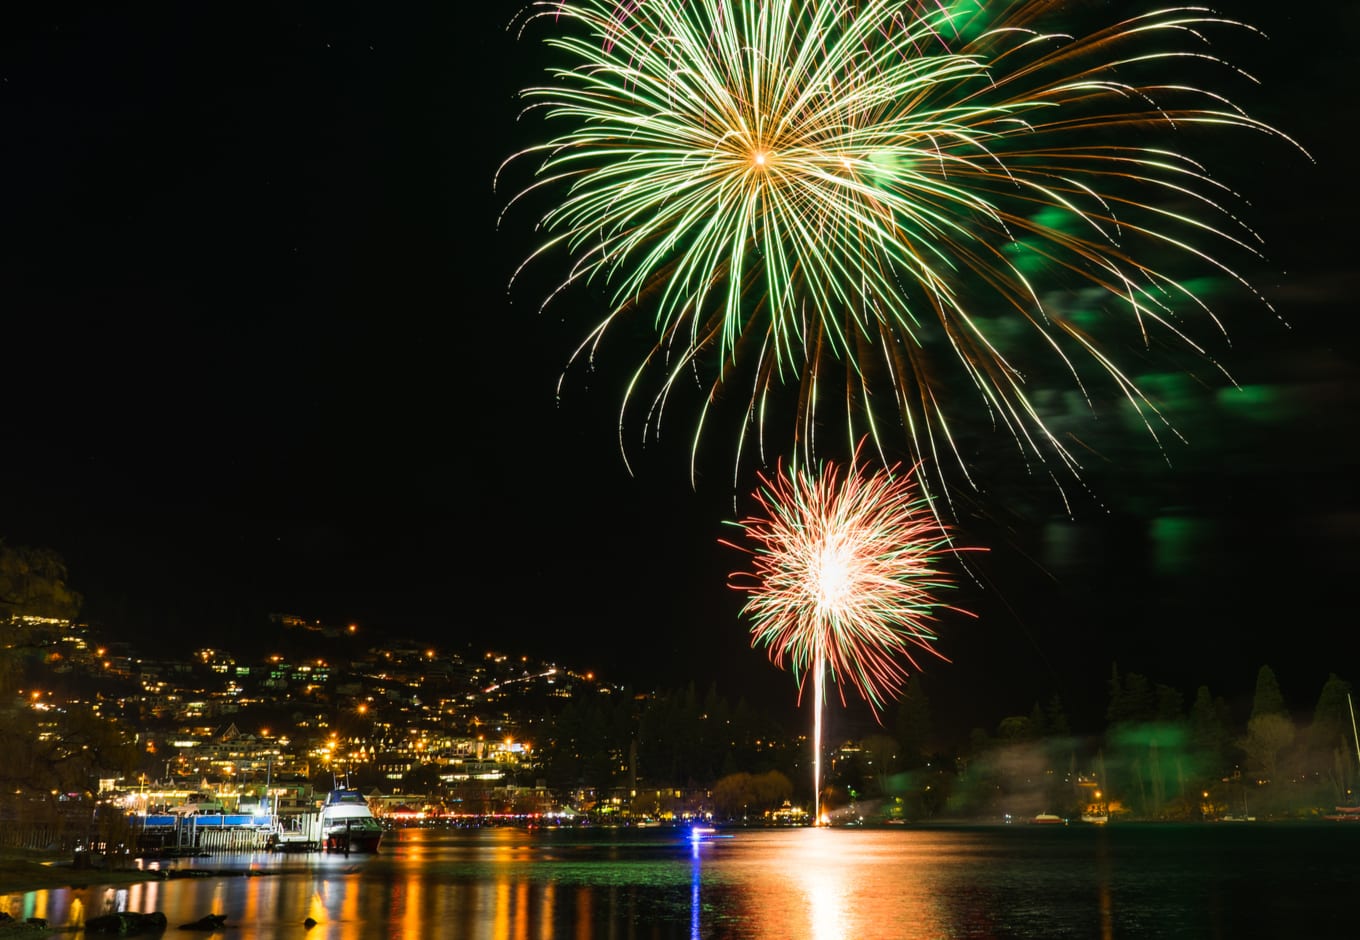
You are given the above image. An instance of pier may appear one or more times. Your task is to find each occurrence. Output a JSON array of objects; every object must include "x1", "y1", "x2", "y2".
[{"x1": 133, "y1": 813, "x2": 322, "y2": 854}]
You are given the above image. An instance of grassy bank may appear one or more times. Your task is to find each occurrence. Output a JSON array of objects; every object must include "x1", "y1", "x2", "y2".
[{"x1": 0, "y1": 849, "x2": 160, "y2": 895}]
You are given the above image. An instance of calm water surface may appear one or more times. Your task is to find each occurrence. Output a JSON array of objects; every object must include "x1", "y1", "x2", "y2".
[{"x1": 4, "y1": 823, "x2": 1357, "y2": 938}]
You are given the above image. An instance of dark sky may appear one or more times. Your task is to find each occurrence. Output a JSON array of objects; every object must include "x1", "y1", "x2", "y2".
[{"x1": 3, "y1": 3, "x2": 1357, "y2": 740}]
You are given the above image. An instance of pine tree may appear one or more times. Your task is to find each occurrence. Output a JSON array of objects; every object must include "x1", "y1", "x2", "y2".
[
  {"x1": 894, "y1": 676, "x2": 933, "y2": 770},
  {"x1": 1250, "y1": 665, "x2": 1287, "y2": 720}
]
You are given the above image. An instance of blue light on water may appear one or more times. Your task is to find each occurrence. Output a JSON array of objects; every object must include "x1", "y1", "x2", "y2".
[{"x1": 687, "y1": 826, "x2": 716, "y2": 845}]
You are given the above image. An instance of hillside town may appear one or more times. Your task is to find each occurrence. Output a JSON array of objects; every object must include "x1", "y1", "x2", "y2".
[{"x1": 4, "y1": 612, "x2": 746, "y2": 829}]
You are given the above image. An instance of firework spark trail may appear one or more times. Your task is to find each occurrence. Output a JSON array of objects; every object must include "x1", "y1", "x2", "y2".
[
  {"x1": 502, "y1": 0, "x2": 1307, "y2": 500},
  {"x1": 723, "y1": 452, "x2": 981, "y2": 819}
]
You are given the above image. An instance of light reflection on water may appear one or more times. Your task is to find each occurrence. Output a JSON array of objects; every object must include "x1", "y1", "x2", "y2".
[
  {"x1": 731, "y1": 828, "x2": 950, "y2": 938},
  {"x1": 4, "y1": 824, "x2": 1359, "y2": 939}
]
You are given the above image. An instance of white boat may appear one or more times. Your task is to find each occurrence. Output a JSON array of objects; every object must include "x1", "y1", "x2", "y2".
[
  {"x1": 320, "y1": 788, "x2": 383, "y2": 853},
  {"x1": 169, "y1": 792, "x2": 224, "y2": 815}
]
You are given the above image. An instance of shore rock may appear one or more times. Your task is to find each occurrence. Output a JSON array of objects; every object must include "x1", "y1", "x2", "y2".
[
  {"x1": 178, "y1": 913, "x2": 227, "y2": 931},
  {"x1": 0, "y1": 915, "x2": 47, "y2": 938},
  {"x1": 84, "y1": 911, "x2": 169, "y2": 934}
]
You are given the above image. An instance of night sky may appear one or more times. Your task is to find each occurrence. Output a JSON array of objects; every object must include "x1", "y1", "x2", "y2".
[{"x1": 3, "y1": 3, "x2": 1357, "y2": 741}]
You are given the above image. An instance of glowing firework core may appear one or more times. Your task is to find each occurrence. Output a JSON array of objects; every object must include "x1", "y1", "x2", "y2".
[{"x1": 813, "y1": 538, "x2": 854, "y2": 614}]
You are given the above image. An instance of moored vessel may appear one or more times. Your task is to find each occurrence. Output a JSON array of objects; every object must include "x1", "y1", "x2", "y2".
[{"x1": 320, "y1": 788, "x2": 383, "y2": 852}]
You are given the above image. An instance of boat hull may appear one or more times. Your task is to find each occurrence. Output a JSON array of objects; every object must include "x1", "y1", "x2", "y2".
[{"x1": 323, "y1": 826, "x2": 382, "y2": 853}]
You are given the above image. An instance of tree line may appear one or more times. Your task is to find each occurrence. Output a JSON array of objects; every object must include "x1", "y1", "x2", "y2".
[{"x1": 533, "y1": 664, "x2": 1357, "y2": 821}]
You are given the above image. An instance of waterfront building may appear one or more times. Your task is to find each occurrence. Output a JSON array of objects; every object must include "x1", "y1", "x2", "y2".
[{"x1": 171, "y1": 723, "x2": 307, "y2": 780}]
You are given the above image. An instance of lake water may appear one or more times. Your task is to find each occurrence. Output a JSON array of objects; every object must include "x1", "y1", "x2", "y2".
[{"x1": 3, "y1": 823, "x2": 1358, "y2": 938}]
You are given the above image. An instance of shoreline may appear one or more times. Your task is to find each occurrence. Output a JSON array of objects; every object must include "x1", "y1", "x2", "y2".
[{"x1": 0, "y1": 852, "x2": 164, "y2": 896}]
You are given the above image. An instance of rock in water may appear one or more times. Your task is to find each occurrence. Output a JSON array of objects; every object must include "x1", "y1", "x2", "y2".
[
  {"x1": 178, "y1": 913, "x2": 228, "y2": 930},
  {"x1": 84, "y1": 911, "x2": 170, "y2": 934}
]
